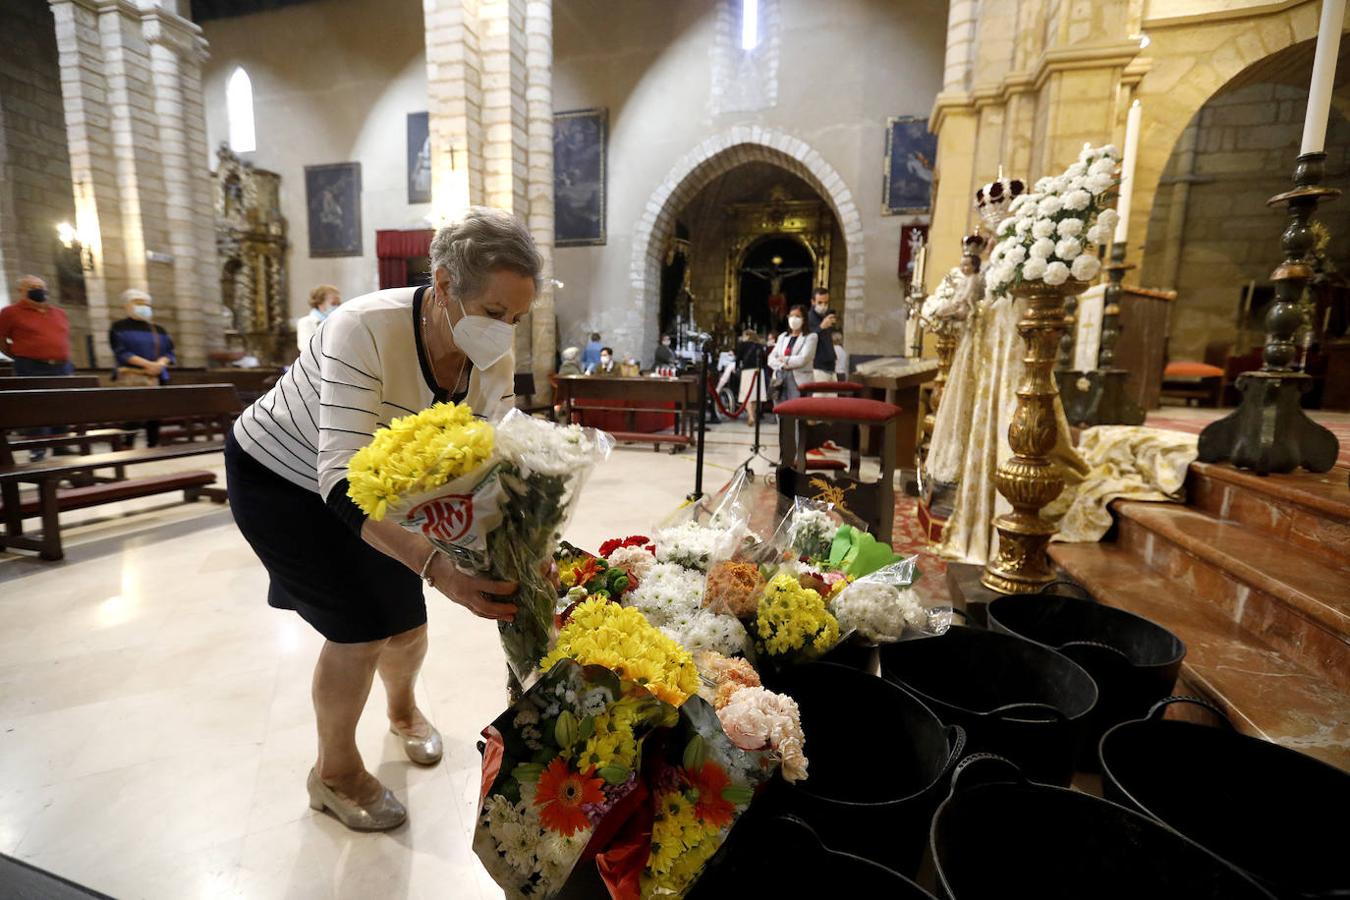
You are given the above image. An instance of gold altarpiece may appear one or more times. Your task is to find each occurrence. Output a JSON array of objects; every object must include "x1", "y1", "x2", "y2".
[
  {"x1": 722, "y1": 187, "x2": 833, "y2": 325},
  {"x1": 214, "y1": 144, "x2": 291, "y2": 364}
]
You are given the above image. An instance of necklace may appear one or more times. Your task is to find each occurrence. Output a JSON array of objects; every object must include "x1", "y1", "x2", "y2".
[{"x1": 420, "y1": 295, "x2": 468, "y2": 393}]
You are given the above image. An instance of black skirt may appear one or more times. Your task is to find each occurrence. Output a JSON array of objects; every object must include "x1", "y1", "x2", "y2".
[{"x1": 225, "y1": 428, "x2": 427, "y2": 643}]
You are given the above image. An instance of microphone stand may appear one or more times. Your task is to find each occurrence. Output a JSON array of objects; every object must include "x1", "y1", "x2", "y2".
[
  {"x1": 735, "y1": 341, "x2": 777, "y2": 481},
  {"x1": 689, "y1": 337, "x2": 711, "y2": 502}
]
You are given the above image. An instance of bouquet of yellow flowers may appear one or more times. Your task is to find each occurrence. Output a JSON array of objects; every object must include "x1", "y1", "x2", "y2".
[{"x1": 347, "y1": 404, "x2": 612, "y2": 684}]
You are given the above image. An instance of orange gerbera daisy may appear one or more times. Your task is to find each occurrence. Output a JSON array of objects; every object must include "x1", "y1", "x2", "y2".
[
  {"x1": 686, "y1": 762, "x2": 735, "y2": 828},
  {"x1": 534, "y1": 758, "x2": 605, "y2": 836}
]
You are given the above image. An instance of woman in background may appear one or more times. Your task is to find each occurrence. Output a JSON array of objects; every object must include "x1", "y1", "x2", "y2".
[
  {"x1": 297, "y1": 284, "x2": 341, "y2": 350},
  {"x1": 768, "y1": 305, "x2": 817, "y2": 402},
  {"x1": 110, "y1": 289, "x2": 176, "y2": 446}
]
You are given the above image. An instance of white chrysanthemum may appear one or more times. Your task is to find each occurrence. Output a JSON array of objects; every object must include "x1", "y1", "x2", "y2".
[
  {"x1": 623, "y1": 560, "x2": 704, "y2": 625},
  {"x1": 653, "y1": 521, "x2": 724, "y2": 572},
  {"x1": 1031, "y1": 219, "x2": 1055, "y2": 240},
  {"x1": 1037, "y1": 195, "x2": 1063, "y2": 216},
  {"x1": 830, "y1": 581, "x2": 927, "y2": 643},
  {"x1": 1066, "y1": 175, "x2": 1087, "y2": 192},
  {"x1": 1014, "y1": 217, "x2": 1032, "y2": 235},
  {"x1": 1043, "y1": 261, "x2": 1071, "y2": 285},
  {"x1": 1085, "y1": 172, "x2": 1114, "y2": 195},
  {"x1": 1034, "y1": 176, "x2": 1055, "y2": 192},
  {"x1": 1098, "y1": 208, "x2": 1120, "y2": 233},
  {"x1": 1029, "y1": 237, "x2": 1056, "y2": 260},
  {"x1": 1005, "y1": 245, "x2": 1027, "y2": 265},
  {"x1": 1089, "y1": 157, "x2": 1116, "y2": 176},
  {"x1": 1054, "y1": 237, "x2": 1083, "y2": 260},
  {"x1": 1061, "y1": 189, "x2": 1091, "y2": 212},
  {"x1": 1056, "y1": 218, "x2": 1084, "y2": 238},
  {"x1": 661, "y1": 609, "x2": 748, "y2": 657},
  {"x1": 1022, "y1": 257, "x2": 1048, "y2": 280},
  {"x1": 1100, "y1": 144, "x2": 1120, "y2": 159},
  {"x1": 494, "y1": 411, "x2": 600, "y2": 479},
  {"x1": 1085, "y1": 224, "x2": 1106, "y2": 245},
  {"x1": 1071, "y1": 254, "x2": 1102, "y2": 281}
]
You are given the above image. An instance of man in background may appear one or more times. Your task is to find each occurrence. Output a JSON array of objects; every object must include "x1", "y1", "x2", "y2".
[
  {"x1": 582, "y1": 331, "x2": 603, "y2": 374},
  {"x1": 595, "y1": 346, "x2": 617, "y2": 375},
  {"x1": 0, "y1": 275, "x2": 74, "y2": 459},
  {"x1": 654, "y1": 333, "x2": 677, "y2": 368},
  {"x1": 807, "y1": 286, "x2": 839, "y2": 385}
]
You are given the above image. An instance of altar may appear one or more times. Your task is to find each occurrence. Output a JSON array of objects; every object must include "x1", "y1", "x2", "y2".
[
  {"x1": 552, "y1": 374, "x2": 699, "y2": 450},
  {"x1": 854, "y1": 356, "x2": 939, "y2": 471}
]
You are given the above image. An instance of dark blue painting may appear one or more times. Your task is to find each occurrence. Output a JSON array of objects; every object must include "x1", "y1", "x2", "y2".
[
  {"x1": 883, "y1": 116, "x2": 937, "y2": 215},
  {"x1": 305, "y1": 162, "x2": 362, "y2": 257},
  {"x1": 554, "y1": 108, "x2": 607, "y2": 246}
]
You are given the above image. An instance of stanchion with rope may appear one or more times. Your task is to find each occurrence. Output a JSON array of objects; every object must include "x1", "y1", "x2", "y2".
[{"x1": 708, "y1": 370, "x2": 758, "y2": 419}]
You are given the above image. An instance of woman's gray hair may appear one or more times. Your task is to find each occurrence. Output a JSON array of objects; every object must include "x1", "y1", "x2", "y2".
[{"x1": 429, "y1": 207, "x2": 542, "y2": 301}]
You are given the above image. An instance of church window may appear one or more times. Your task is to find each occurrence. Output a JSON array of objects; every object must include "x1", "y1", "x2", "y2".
[
  {"x1": 741, "y1": 0, "x2": 760, "y2": 51},
  {"x1": 227, "y1": 67, "x2": 256, "y2": 153}
]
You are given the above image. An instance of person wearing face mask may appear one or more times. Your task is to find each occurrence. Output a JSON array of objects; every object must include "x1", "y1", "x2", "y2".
[
  {"x1": 594, "y1": 346, "x2": 617, "y2": 375},
  {"x1": 297, "y1": 284, "x2": 341, "y2": 350},
  {"x1": 1, "y1": 275, "x2": 74, "y2": 459},
  {"x1": 225, "y1": 207, "x2": 539, "y2": 833},
  {"x1": 768, "y1": 305, "x2": 818, "y2": 401},
  {"x1": 807, "y1": 286, "x2": 840, "y2": 385},
  {"x1": 110, "y1": 289, "x2": 177, "y2": 388}
]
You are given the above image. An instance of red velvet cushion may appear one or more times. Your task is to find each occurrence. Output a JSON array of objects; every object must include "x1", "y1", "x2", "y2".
[
  {"x1": 1164, "y1": 361, "x2": 1224, "y2": 379},
  {"x1": 804, "y1": 458, "x2": 847, "y2": 471},
  {"x1": 799, "y1": 381, "x2": 865, "y2": 394},
  {"x1": 774, "y1": 396, "x2": 901, "y2": 422}
]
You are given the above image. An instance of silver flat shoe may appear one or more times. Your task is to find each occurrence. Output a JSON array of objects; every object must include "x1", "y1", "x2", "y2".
[
  {"x1": 306, "y1": 768, "x2": 406, "y2": 831},
  {"x1": 390, "y1": 721, "x2": 443, "y2": 766}
]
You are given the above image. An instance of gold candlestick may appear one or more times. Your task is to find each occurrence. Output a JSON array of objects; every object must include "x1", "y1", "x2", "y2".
[{"x1": 982, "y1": 278, "x2": 1090, "y2": 594}]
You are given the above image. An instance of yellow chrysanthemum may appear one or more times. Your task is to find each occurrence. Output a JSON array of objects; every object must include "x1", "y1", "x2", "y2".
[
  {"x1": 641, "y1": 790, "x2": 722, "y2": 897},
  {"x1": 541, "y1": 599, "x2": 699, "y2": 706},
  {"x1": 346, "y1": 401, "x2": 494, "y2": 520},
  {"x1": 755, "y1": 573, "x2": 840, "y2": 657}
]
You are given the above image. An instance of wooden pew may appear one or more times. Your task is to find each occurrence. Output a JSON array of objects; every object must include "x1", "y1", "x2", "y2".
[
  {"x1": 552, "y1": 375, "x2": 697, "y2": 450},
  {"x1": 0, "y1": 385, "x2": 241, "y2": 560},
  {"x1": 0, "y1": 376, "x2": 101, "y2": 390},
  {"x1": 0, "y1": 376, "x2": 135, "y2": 459}
]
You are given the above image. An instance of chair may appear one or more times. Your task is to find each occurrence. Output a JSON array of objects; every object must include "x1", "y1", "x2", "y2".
[{"x1": 1159, "y1": 341, "x2": 1229, "y2": 407}]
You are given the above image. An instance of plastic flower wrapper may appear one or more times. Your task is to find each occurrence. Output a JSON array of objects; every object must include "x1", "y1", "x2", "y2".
[
  {"x1": 349, "y1": 406, "x2": 614, "y2": 688},
  {"x1": 475, "y1": 659, "x2": 678, "y2": 899},
  {"x1": 635, "y1": 696, "x2": 777, "y2": 899},
  {"x1": 651, "y1": 468, "x2": 758, "y2": 572},
  {"x1": 772, "y1": 496, "x2": 839, "y2": 562},
  {"x1": 827, "y1": 556, "x2": 952, "y2": 644}
]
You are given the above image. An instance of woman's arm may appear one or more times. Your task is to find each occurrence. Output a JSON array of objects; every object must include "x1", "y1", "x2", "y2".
[
  {"x1": 786, "y1": 333, "x2": 817, "y2": 369},
  {"x1": 361, "y1": 517, "x2": 517, "y2": 621}
]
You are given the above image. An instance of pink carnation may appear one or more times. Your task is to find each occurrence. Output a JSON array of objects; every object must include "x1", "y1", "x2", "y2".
[{"x1": 716, "y1": 686, "x2": 809, "y2": 783}]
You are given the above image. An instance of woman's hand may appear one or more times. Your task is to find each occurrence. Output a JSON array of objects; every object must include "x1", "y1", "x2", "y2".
[{"x1": 429, "y1": 555, "x2": 518, "y2": 621}]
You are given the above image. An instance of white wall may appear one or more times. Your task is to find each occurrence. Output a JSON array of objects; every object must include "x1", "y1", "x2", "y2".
[
  {"x1": 551, "y1": 0, "x2": 948, "y2": 359},
  {"x1": 201, "y1": 0, "x2": 431, "y2": 318}
]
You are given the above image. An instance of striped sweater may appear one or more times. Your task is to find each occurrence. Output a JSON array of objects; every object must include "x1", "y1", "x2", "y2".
[{"x1": 231, "y1": 285, "x2": 516, "y2": 531}]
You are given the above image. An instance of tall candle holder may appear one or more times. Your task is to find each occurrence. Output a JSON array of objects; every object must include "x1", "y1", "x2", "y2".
[{"x1": 1197, "y1": 152, "x2": 1339, "y2": 473}]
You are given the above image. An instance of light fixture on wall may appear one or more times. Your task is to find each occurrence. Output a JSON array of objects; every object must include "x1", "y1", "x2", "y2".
[
  {"x1": 1138, "y1": 33, "x2": 1151, "y2": 49},
  {"x1": 56, "y1": 221, "x2": 94, "y2": 272}
]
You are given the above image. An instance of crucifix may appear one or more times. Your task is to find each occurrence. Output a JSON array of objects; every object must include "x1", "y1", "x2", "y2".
[{"x1": 741, "y1": 255, "x2": 813, "y2": 321}]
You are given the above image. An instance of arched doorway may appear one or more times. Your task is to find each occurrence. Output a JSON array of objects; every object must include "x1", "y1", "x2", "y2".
[{"x1": 633, "y1": 127, "x2": 865, "y2": 352}]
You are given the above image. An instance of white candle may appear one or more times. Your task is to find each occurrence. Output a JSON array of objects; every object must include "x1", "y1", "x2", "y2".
[
  {"x1": 1114, "y1": 99, "x2": 1142, "y2": 245},
  {"x1": 1301, "y1": 0, "x2": 1347, "y2": 155}
]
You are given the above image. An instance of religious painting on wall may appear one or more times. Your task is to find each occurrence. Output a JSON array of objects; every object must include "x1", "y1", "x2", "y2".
[
  {"x1": 407, "y1": 112, "x2": 431, "y2": 205},
  {"x1": 554, "y1": 108, "x2": 607, "y2": 246},
  {"x1": 899, "y1": 224, "x2": 928, "y2": 282},
  {"x1": 305, "y1": 162, "x2": 362, "y2": 257},
  {"x1": 883, "y1": 116, "x2": 937, "y2": 215}
]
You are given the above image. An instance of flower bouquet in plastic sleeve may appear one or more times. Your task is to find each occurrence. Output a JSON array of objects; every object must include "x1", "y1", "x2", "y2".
[
  {"x1": 828, "y1": 556, "x2": 952, "y2": 644},
  {"x1": 346, "y1": 404, "x2": 613, "y2": 687}
]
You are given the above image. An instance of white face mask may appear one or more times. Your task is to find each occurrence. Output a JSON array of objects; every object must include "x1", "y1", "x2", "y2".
[
  {"x1": 445, "y1": 294, "x2": 514, "y2": 370},
  {"x1": 787, "y1": 316, "x2": 803, "y2": 331},
  {"x1": 133, "y1": 304, "x2": 153, "y2": 320}
]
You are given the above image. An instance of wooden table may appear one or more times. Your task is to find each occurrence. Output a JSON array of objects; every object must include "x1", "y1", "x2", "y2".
[
  {"x1": 854, "y1": 357, "x2": 938, "y2": 471},
  {"x1": 552, "y1": 375, "x2": 698, "y2": 450}
]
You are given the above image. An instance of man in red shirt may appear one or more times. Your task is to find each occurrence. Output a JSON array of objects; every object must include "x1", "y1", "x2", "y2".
[{"x1": 1, "y1": 274, "x2": 74, "y2": 458}]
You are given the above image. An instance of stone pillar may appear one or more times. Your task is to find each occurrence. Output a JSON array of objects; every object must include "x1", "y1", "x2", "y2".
[
  {"x1": 424, "y1": 0, "x2": 486, "y2": 216},
  {"x1": 50, "y1": 0, "x2": 218, "y2": 365},
  {"x1": 525, "y1": 0, "x2": 555, "y2": 391}
]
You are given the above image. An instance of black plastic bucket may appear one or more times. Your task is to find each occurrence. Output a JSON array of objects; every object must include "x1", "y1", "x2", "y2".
[
  {"x1": 987, "y1": 581, "x2": 1184, "y2": 771},
  {"x1": 931, "y1": 754, "x2": 1276, "y2": 899},
  {"x1": 820, "y1": 637, "x2": 879, "y2": 674},
  {"x1": 691, "y1": 813, "x2": 937, "y2": 899},
  {"x1": 1101, "y1": 696, "x2": 1350, "y2": 898},
  {"x1": 879, "y1": 625, "x2": 1096, "y2": 786},
  {"x1": 758, "y1": 662, "x2": 964, "y2": 877}
]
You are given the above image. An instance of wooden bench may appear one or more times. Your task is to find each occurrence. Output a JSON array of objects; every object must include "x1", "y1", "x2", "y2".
[
  {"x1": 552, "y1": 375, "x2": 697, "y2": 450},
  {"x1": 0, "y1": 376, "x2": 101, "y2": 390},
  {"x1": 0, "y1": 376, "x2": 136, "y2": 461},
  {"x1": 0, "y1": 385, "x2": 241, "y2": 560}
]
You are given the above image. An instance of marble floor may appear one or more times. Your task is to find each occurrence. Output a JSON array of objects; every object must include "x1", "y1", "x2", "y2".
[{"x1": 0, "y1": 419, "x2": 781, "y2": 899}]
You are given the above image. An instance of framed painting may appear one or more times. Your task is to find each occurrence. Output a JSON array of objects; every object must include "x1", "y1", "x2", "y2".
[
  {"x1": 407, "y1": 112, "x2": 431, "y2": 204},
  {"x1": 305, "y1": 162, "x2": 362, "y2": 257},
  {"x1": 554, "y1": 108, "x2": 607, "y2": 246},
  {"x1": 899, "y1": 224, "x2": 928, "y2": 282},
  {"x1": 883, "y1": 116, "x2": 937, "y2": 216}
]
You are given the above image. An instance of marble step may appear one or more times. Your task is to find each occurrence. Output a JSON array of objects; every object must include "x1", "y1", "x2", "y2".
[
  {"x1": 1187, "y1": 462, "x2": 1350, "y2": 566},
  {"x1": 1115, "y1": 501, "x2": 1350, "y2": 691},
  {"x1": 1049, "y1": 542, "x2": 1350, "y2": 772}
]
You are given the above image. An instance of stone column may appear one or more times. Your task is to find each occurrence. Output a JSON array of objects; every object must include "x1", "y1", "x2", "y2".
[
  {"x1": 142, "y1": 5, "x2": 217, "y2": 364},
  {"x1": 424, "y1": 0, "x2": 486, "y2": 216},
  {"x1": 525, "y1": 0, "x2": 555, "y2": 391}
]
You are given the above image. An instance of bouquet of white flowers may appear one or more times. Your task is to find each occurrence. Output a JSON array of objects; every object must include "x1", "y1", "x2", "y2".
[{"x1": 984, "y1": 145, "x2": 1121, "y2": 296}]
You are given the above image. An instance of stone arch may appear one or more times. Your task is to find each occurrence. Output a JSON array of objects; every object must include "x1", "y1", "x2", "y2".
[
  {"x1": 630, "y1": 127, "x2": 865, "y2": 340},
  {"x1": 1130, "y1": 6, "x2": 1324, "y2": 275}
]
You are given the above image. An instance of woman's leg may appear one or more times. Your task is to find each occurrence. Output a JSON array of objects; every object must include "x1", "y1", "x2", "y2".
[
  {"x1": 377, "y1": 624, "x2": 431, "y2": 736},
  {"x1": 313, "y1": 636, "x2": 388, "y2": 801}
]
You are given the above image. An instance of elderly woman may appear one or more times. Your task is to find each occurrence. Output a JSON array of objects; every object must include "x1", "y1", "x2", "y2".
[
  {"x1": 296, "y1": 283, "x2": 341, "y2": 350},
  {"x1": 768, "y1": 304, "x2": 817, "y2": 401},
  {"x1": 110, "y1": 288, "x2": 176, "y2": 386},
  {"x1": 225, "y1": 208, "x2": 539, "y2": 832}
]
